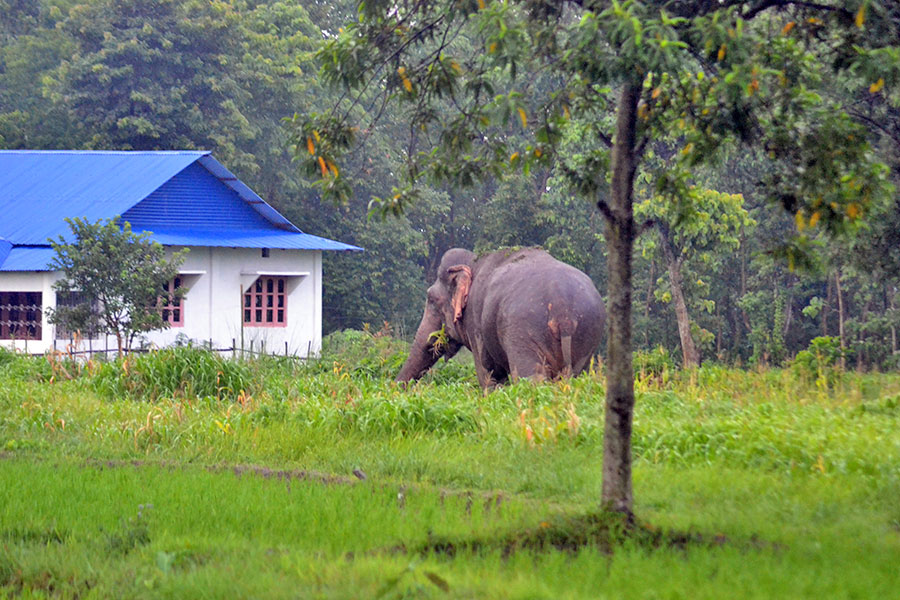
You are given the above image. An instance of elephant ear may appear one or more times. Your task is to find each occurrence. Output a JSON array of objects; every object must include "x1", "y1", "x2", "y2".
[{"x1": 447, "y1": 265, "x2": 472, "y2": 323}]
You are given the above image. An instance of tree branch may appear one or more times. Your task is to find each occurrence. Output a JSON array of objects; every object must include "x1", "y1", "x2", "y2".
[{"x1": 596, "y1": 199, "x2": 615, "y2": 224}]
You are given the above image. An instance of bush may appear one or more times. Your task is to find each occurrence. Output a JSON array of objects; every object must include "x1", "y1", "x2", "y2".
[
  {"x1": 634, "y1": 345, "x2": 676, "y2": 377},
  {"x1": 316, "y1": 329, "x2": 409, "y2": 379},
  {"x1": 91, "y1": 346, "x2": 256, "y2": 402}
]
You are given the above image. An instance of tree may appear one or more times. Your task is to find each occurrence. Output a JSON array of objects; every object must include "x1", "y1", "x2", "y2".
[
  {"x1": 292, "y1": 0, "x2": 898, "y2": 516},
  {"x1": 636, "y1": 187, "x2": 755, "y2": 367},
  {"x1": 48, "y1": 217, "x2": 186, "y2": 355}
]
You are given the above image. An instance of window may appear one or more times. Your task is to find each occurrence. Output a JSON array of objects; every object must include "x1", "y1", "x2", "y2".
[
  {"x1": 0, "y1": 291, "x2": 42, "y2": 340},
  {"x1": 159, "y1": 277, "x2": 184, "y2": 327},
  {"x1": 55, "y1": 291, "x2": 100, "y2": 339},
  {"x1": 243, "y1": 277, "x2": 286, "y2": 327}
]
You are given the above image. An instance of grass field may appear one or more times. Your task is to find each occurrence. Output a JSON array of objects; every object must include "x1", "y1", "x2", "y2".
[{"x1": 1, "y1": 335, "x2": 899, "y2": 598}]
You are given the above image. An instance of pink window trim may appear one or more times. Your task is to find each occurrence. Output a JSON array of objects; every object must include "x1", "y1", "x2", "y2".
[
  {"x1": 160, "y1": 277, "x2": 184, "y2": 327},
  {"x1": 243, "y1": 276, "x2": 287, "y2": 328}
]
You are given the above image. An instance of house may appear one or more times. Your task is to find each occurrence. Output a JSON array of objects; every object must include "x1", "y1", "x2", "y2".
[{"x1": 0, "y1": 150, "x2": 360, "y2": 356}]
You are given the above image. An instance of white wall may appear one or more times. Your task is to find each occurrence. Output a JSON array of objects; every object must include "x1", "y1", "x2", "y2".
[{"x1": 0, "y1": 246, "x2": 323, "y2": 357}]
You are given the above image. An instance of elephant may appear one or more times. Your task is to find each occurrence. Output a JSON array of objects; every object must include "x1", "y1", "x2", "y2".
[{"x1": 397, "y1": 247, "x2": 606, "y2": 388}]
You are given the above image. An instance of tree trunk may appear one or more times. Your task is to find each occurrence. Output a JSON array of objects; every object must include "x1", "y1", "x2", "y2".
[
  {"x1": 601, "y1": 82, "x2": 640, "y2": 518},
  {"x1": 658, "y1": 224, "x2": 700, "y2": 368},
  {"x1": 890, "y1": 286, "x2": 897, "y2": 355},
  {"x1": 835, "y1": 270, "x2": 846, "y2": 371},
  {"x1": 643, "y1": 259, "x2": 656, "y2": 347}
]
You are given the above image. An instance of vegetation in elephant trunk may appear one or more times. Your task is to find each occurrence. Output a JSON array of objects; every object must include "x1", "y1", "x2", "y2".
[{"x1": 396, "y1": 307, "x2": 459, "y2": 382}]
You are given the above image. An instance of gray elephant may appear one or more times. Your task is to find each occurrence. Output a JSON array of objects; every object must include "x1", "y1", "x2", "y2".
[{"x1": 397, "y1": 247, "x2": 606, "y2": 388}]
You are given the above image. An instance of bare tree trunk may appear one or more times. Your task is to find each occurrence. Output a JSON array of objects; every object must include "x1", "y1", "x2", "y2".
[
  {"x1": 658, "y1": 224, "x2": 700, "y2": 368},
  {"x1": 644, "y1": 259, "x2": 656, "y2": 347},
  {"x1": 835, "y1": 270, "x2": 846, "y2": 371},
  {"x1": 601, "y1": 82, "x2": 640, "y2": 518},
  {"x1": 890, "y1": 286, "x2": 898, "y2": 355}
]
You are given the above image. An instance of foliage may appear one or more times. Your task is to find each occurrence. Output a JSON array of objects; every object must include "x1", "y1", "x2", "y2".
[
  {"x1": 633, "y1": 345, "x2": 677, "y2": 377},
  {"x1": 316, "y1": 327, "x2": 410, "y2": 380},
  {"x1": 89, "y1": 346, "x2": 255, "y2": 402},
  {"x1": 791, "y1": 335, "x2": 845, "y2": 389},
  {"x1": 48, "y1": 217, "x2": 187, "y2": 355}
]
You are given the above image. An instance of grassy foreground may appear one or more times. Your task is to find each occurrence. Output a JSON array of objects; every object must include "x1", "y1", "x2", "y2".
[{"x1": 1, "y1": 336, "x2": 899, "y2": 598}]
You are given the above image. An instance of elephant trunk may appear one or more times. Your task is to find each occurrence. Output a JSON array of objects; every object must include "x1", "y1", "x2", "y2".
[{"x1": 397, "y1": 307, "x2": 445, "y2": 383}]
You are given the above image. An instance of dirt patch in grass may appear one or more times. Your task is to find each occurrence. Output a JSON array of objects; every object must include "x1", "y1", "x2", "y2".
[{"x1": 394, "y1": 511, "x2": 731, "y2": 558}]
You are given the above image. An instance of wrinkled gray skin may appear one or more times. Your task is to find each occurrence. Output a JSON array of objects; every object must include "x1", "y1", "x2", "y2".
[{"x1": 397, "y1": 247, "x2": 606, "y2": 388}]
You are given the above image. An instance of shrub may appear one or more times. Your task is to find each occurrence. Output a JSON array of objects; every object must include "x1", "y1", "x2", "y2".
[
  {"x1": 316, "y1": 329, "x2": 409, "y2": 379},
  {"x1": 791, "y1": 336, "x2": 844, "y2": 386},
  {"x1": 634, "y1": 345, "x2": 676, "y2": 377},
  {"x1": 91, "y1": 346, "x2": 256, "y2": 401}
]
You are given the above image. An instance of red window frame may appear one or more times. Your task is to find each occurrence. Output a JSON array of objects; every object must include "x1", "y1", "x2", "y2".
[
  {"x1": 0, "y1": 291, "x2": 42, "y2": 340},
  {"x1": 243, "y1": 277, "x2": 287, "y2": 327},
  {"x1": 159, "y1": 276, "x2": 184, "y2": 327}
]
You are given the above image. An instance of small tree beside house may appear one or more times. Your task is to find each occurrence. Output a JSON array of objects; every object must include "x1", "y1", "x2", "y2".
[{"x1": 48, "y1": 217, "x2": 187, "y2": 356}]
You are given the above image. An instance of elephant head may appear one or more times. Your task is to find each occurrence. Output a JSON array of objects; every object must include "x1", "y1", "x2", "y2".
[{"x1": 396, "y1": 249, "x2": 474, "y2": 382}]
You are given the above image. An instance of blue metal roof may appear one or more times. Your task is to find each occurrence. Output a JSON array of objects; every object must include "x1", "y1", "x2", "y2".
[
  {"x1": 0, "y1": 151, "x2": 206, "y2": 245},
  {"x1": 141, "y1": 228, "x2": 361, "y2": 251},
  {"x1": 0, "y1": 150, "x2": 361, "y2": 271},
  {"x1": 0, "y1": 239, "x2": 12, "y2": 268},
  {"x1": 122, "y1": 162, "x2": 288, "y2": 233},
  {"x1": 0, "y1": 247, "x2": 57, "y2": 272}
]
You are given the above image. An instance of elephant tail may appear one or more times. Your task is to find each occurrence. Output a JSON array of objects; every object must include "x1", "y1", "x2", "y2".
[{"x1": 551, "y1": 316, "x2": 577, "y2": 377}]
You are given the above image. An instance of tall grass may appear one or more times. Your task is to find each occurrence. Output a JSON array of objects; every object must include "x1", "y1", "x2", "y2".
[{"x1": 2, "y1": 331, "x2": 900, "y2": 597}]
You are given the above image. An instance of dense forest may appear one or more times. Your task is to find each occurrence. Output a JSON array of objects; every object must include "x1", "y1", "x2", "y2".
[{"x1": 2, "y1": 0, "x2": 898, "y2": 369}]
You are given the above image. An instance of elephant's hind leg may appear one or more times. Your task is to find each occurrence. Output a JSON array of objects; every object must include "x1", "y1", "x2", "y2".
[{"x1": 506, "y1": 347, "x2": 551, "y2": 382}]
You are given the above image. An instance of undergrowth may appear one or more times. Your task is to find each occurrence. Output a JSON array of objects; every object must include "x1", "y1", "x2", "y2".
[{"x1": 1, "y1": 330, "x2": 900, "y2": 597}]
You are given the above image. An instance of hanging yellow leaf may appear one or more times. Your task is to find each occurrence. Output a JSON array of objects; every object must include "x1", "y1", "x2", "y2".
[
  {"x1": 318, "y1": 156, "x2": 327, "y2": 177},
  {"x1": 477, "y1": 0, "x2": 485, "y2": 9},
  {"x1": 807, "y1": 17, "x2": 823, "y2": 25},
  {"x1": 562, "y1": 104, "x2": 570, "y2": 120},
  {"x1": 398, "y1": 66, "x2": 412, "y2": 92},
  {"x1": 518, "y1": 107, "x2": 528, "y2": 129},
  {"x1": 306, "y1": 137, "x2": 315, "y2": 155},
  {"x1": 717, "y1": 44, "x2": 726, "y2": 61},
  {"x1": 855, "y1": 5, "x2": 866, "y2": 28},
  {"x1": 488, "y1": 42, "x2": 497, "y2": 53},
  {"x1": 638, "y1": 104, "x2": 649, "y2": 120},
  {"x1": 847, "y1": 203, "x2": 861, "y2": 219},
  {"x1": 870, "y1": 78, "x2": 885, "y2": 93},
  {"x1": 795, "y1": 211, "x2": 805, "y2": 231},
  {"x1": 748, "y1": 79, "x2": 759, "y2": 96},
  {"x1": 681, "y1": 142, "x2": 694, "y2": 155},
  {"x1": 782, "y1": 21, "x2": 796, "y2": 35},
  {"x1": 450, "y1": 60, "x2": 461, "y2": 74},
  {"x1": 327, "y1": 160, "x2": 339, "y2": 177},
  {"x1": 651, "y1": 87, "x2": 661, "y2": 99},
  {"x1": 809, "y1": 211, "x2": 821, "y2": 228},
  {"x1": 510, "y1": 151, "x2": 520, "y2": 163},
  {"x1": 534, "y1": 148, "x2": 542, "y2": 158},
  {"x1": 313, "y1": 130, "x2": 321, "y2": 143}
]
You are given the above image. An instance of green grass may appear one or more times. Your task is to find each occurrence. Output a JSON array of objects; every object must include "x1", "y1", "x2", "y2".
[{"x1": 1, "y1": 335, "x2": 899, "y2": 598}]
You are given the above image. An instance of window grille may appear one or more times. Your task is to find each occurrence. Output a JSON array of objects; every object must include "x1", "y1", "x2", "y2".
[
  {"x1": 243, "y1": 277, "x2": 286, "y2": 327},
  {"x1": 159, "y1": 276, "x2": 184, "y2": 327},
  {"x1": 0, "y1": 291, "x2": 42, "y2": 340}
]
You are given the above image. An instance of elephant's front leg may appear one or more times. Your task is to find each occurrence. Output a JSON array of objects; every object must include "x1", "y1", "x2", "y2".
[{"x1": 471, "y1": 333, "x2": 506, "y2": 389}]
